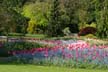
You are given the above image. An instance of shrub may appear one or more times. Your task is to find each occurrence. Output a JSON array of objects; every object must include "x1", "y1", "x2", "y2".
[
  {"x1": 3, "y1": 42, "x2": 45, "y2": 52},
  {"x1": 84, "y1": 34, "x2": 97, "y2": 38},
  {"x1": 0, "y1": 42, "x2": 45, "y2": 57},
  {"x1": 62, "y1": 27, "x2": 71, "y2": 36},
  {"x1": 0, "y1": 42, "x2": 11, "y2": 57},
  {"x1": 78, "y1": 27, "x2": 96, "y2": 36}
]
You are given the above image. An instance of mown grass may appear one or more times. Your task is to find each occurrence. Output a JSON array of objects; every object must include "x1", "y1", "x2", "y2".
[
  {"x1": 8, "y1": 33, "x2": 46, "y2": 39},
  {"x1": 0, "y1": 65, "x2": 108, "y2": 72}
]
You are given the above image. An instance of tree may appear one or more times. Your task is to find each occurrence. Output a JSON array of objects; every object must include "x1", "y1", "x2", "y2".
[
  {"x1": 63, "y1": 0, "x2": 79, "y2": 33},
  {"x1": 46, "y1": 0, "x2": 63, "y2": 37},
  {"x1": 23, "y1": 1, "x2": 50, "y2": 34},
  {"x1": 95, "y1": 0, "x2": 108, "y2": 38},
  {"x1": 0, "y1": 5, "x2": 15, "y2": 42},
  {"x1": 0, "y1": 0, "x2": 29, "y2": 34},
  {"x1": 78, "y1": 0, "x2": 96, "y2": 29}
]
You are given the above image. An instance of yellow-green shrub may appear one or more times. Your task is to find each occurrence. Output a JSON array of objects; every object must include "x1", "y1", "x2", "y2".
[
  {"x1": 27, "y1": 19, "x2": 36, "y2": 34},
  {"x1": 84, "y1": 34, "x2": 97, "y2": 38}
]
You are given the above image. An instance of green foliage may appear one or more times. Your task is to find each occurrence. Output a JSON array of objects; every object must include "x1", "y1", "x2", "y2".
[
  {"x1": 0, "y1": 7, "x2": 15, "y2": 36},
  {"x1": 95, "y1": 0, "x2": 108, "y2": 38},
  {"x1": 46, "y1": 0, "x2": 65, "y2": 37},
  {"x1": 62, "y1": 27, "x2": 71, "y2": 36},
  {"x1": 83, "y1": 34, "x2": 97, "y2": 38},
  {"x1": 0, "y1": 0, "x2": 29, "y2": 35},
  {"x1": 1, "y1": 42, "x2": 44, "y2": 57},
  {"x1": 23, "y1": 1, "x2": 50, "y2": 34},
  {"x1": 89, "y1": 22, "x2": 96, "y2": 28},
  {"x1": 27, "y1": 19, "x2": 36, "y2": 34},
  {"x1": 3, "y1": 42, "x2": 44, "y2": 51},
  {"x1": 11, "y1": 10, "x2": 29, "y2": 34},
  {"x1": 79, "y1": 22, "x2": 96, "y2": 30},
  {"x1": 2, "y1": 0, "x2": 27, "y2": 9},
  {"x1": 1, "y1": 0, "x2": 108, "y2": 38},
  {"x1": 63, "y1": 0, "x2": 79, "y2": 33}
]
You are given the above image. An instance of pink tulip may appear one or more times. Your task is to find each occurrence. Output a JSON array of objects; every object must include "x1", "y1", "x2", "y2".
[{"x1": 92, "y1": 56, "x2": 96, "y2": 60}]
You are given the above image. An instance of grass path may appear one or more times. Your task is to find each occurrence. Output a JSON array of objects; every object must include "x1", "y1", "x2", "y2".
[{"x1": 0, "y1": 65, "x2": 108, "y2": 72}]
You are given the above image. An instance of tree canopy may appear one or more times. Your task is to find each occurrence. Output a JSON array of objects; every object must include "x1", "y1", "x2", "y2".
[{"x1": 0, "y1": 0, "x2": 108, "y2": 38}]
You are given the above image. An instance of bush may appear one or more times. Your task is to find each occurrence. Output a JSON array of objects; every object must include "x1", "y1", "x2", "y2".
[
  {"x1": 3, "y1": 42, "x2": 44, "y2": 51},
  {"x1": 0, "y1": 42, "x2": 11, "y2": 57},
  {"x1": 62, "y1": 27, "x2": 71, "y2": 36},
  {"x1": 78, "y1": 27, "x2": 96, "y2": 36},
  {"x1": 0, "y1": 48, "x2": 9, "y2": 57},
  {"x1": 0, "y1": 42, "x2": 45, "y2": 57},
  {"x1": 84, "y1": 34, "x2": 97, "y2": 38}
]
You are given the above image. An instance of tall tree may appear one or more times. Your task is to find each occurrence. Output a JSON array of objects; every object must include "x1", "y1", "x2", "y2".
[
  {"x1": 46, "y1": 0, "x2": 63, "y2": 37},
  {"x1": 1, "y1": 0, "x2": 29, "y2": 34},
  {"x1": 95, "y1": 0, "x2": 108, "y2": 38},
  {"x1": 0, "y1": 4, "x2": 15, "y2": 42},
  {"x1": 63, "y1": 0, "x2": 79, "y2": 33},
  {"x1": 23, "y1": 1, "x2": 50, "y2": 34},
  {"x1": 78, "y1": 0, "x2": 96, "y2": 29}
]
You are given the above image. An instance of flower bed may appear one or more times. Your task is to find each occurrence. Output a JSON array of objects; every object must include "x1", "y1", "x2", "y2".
[
  {"x1": 8, "y1": 40, "x2": 108, "y2": 68},
  {"x1": 1, "y1": 38, "x2": 108, "y2": 68}
]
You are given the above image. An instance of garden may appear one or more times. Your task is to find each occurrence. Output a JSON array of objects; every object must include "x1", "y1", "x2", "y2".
[
  {"x1": 0, "y1": 0, "x2": 108, "y2": 72},
  {"x1": 0, "y1": 37, "x2": 108, "y2": 72}
]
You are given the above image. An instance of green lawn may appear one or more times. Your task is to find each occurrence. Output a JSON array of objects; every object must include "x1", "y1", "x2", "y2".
[
  {"x1": 8, "y1": 33, "x2": 46, "y2": 39},
  {"x1": 0, "y1": 65, "x2": 108, "y2": 72}
]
